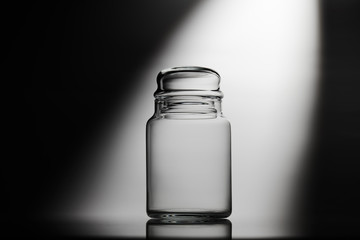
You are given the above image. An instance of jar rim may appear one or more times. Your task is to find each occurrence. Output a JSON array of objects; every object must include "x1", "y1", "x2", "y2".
[
  {"x1": 157, "y1": 66, "x2": 221, "y2": 83},
  {"x1": 155, "y1": 66, "x2": 222, "y2": 97}
]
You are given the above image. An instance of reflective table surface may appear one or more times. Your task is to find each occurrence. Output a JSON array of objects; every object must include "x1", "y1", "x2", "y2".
[{"x1": 43, "y1": 216, "x2": 301, "y2": 239}]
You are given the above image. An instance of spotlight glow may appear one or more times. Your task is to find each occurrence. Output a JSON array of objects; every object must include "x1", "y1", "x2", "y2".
[{"x1": 61, "y1": 0, "x2": 319, "y2": 237}]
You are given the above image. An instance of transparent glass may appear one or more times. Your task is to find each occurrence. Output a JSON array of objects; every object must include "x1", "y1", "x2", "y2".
[{"x1": 146, "y1": 66, "x2": 231, "y2": 218}]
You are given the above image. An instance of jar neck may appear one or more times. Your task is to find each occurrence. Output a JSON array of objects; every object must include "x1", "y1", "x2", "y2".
[{"x1": 154, "y1": 95, "x2": 223, "y2": 119}]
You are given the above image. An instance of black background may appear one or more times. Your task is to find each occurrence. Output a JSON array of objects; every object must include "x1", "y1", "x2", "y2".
[
  {"x1": 4, "y1": 0, "x2": 360, "y2": 237},
  {"x1": 304, "y1": 0, "x2": 360, "y2": 236}
]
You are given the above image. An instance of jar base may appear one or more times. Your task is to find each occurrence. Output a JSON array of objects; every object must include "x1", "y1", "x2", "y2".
[{"x1": 147, "y1": 209, "x2": 231, "y2": 220}]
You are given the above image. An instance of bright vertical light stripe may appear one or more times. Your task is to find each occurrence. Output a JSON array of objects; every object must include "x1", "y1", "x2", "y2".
[{"x1": 63, "y1": 0, "x2": 319, "y2": 237}]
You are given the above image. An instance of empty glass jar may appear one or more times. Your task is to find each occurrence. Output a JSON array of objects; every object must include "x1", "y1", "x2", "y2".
[{"x1": 146, "y1": 66, "x2": 231, "y2": 218}]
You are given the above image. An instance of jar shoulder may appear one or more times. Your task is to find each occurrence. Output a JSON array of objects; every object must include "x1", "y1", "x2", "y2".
[{"x1": 147, "y1": 116, "x2": 231, "y2": 128}]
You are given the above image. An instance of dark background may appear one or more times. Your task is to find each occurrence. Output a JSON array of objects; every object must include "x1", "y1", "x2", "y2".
[
  {"x1": 304, "y1": 0, "x2": 360, "y2": 236},
  {"x1": 4, "y1": 0, "x2": 360, "y2": 237}
]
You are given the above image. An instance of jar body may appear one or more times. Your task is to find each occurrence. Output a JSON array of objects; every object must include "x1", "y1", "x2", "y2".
[
  {"x1": 146, "y1": 66, "x2": 231, "y2": 218},
  {"x1": 146, "y1": 100, "x2": 231, "y2": 218}
]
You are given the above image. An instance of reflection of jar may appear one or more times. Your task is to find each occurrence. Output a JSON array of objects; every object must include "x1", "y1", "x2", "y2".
[
  {"x1": 146, "y1": 219, "x2": 232, "y2": 239},
  {"x1": 146, "y1": 66, "x2": 231, "y2": 218}
]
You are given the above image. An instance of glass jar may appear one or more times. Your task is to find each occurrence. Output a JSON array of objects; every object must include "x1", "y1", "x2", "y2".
[{"x1": 146, "y1": 66, "x2": 231, "y2": 218}]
